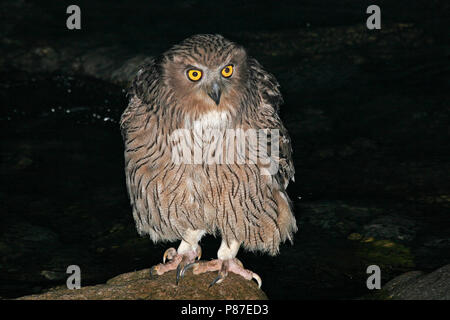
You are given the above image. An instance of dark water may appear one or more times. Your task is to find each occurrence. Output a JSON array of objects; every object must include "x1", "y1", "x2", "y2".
[{"x1": 0, "y1": 0, "x2": 449, "y2": 299}]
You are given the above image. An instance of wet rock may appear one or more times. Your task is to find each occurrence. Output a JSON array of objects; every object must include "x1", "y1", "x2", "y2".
[
  {"x1": 78, "y1": 47, "x2": 143, "y2": 84},
  {"x1": 40, "y1": 270, "x2": 67, "y2": 281},
  {"x1": 354, "y1": 239, "x2": 415, "y2": 271},
  {"x1": 298, "y1": 201, "x2": 376, "y2": 237},
  {"x1": 2, "y1": 222, "x2": 60, "y2": 248},
  {"x1": 422, "y1": 237, "x2": 450, "y2": 249},
  {"x1": 379, "y1": 264, "x2": 450, "y2": 300},
  {"x1": 13, "y1": 156, "x2": 33, "y2": 170},
  {"x1": 414, "y1": 236, "x2": 450, "y2": 270},
  {"x1": 363, "y1": 215, "x2": 417, "y2": 243},
  {"x1": 298, "y1": 201, "x2": 421, "y2": 244},
  {"x1": 17, "y1": 268, "x2": 267, "y2": 300}
]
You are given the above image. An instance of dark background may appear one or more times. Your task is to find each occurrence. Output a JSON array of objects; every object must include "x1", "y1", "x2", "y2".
[{"x1": 0, "y1": 0, "x2": 449, "y2": 299}]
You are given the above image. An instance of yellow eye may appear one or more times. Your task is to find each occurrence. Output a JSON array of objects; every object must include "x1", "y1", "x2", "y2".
[
  {"x1": 221, "y1": 64, "x2": 233, "y2": 78},
  {"x1": 187, "y1": 69, "x2": 202, "y2": 81}
]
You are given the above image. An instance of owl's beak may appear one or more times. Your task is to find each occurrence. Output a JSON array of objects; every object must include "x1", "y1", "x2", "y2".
[{"x1": 207, "y1": 82, "x2": 222, "y2": 105}]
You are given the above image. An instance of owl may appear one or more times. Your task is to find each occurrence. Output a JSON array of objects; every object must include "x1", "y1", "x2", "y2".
[{"x1": 120, "y1": 34, "x2": 297, "y2": 288}]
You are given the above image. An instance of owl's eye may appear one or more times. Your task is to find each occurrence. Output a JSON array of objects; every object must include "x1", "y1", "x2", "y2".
[
  {"x1": 221, "y1": 64, "x2": 233, "y2": 78},
  {"x1": 187, "y1": 69, "x2": 202, "y2": 81}
]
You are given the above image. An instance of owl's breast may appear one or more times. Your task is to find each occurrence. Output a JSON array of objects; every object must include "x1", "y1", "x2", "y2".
[{"x1": 185, "y1": 109, "x2": 232, "y2": 131}]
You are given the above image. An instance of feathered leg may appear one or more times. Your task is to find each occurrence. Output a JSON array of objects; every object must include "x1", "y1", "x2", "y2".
[
  {"x1": 150, "y1": 229, "x2": 204, "y2": 285},
  {"x1": 191, "y1": 239, "x2": 262, "y2": 288}
]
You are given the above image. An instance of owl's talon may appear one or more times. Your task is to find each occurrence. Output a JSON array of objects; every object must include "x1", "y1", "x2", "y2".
[
  {"x1": 196, "y1": 246, "x2": 202, "y2": 261},
  {"x1": 176, "y1": 260, "x2": 195, "y2": 285},
  {"x1": 175, "y1": 248, "x2": 202, "y2": 285},
  {"x1": 194, "y1": 258, "x2": 262, "y2": 288},
  {"x1": 181, "y1": 262, "x2": 198, "y2": 277},
  {"x1": 208, "y1": 259, "x2": 229, "y2": 288},
  {"x1": 252, "y1": 273, "x2": 262, "y2": 288},
  {"x1": 162, "y1": 247, "x2": 177, "y2": 264},
  {"x1": 149, "y1": 265, "x2": 160, "y2": 279},
  {"x1": 176, "y1": 263, "x2": 182, "y2": 285},
  {"x1": 150, "y1": 246, "x2": 201, "y2": 282},
  {"x1": 209, "y1": 274, "x2": 224, "y2": 288}
]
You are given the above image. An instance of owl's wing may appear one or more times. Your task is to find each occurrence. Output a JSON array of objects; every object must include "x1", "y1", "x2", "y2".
[
  {"x1": 120, "y1": 57, "x2": 159, "y2": 134},
  {"x1": 248, "y1": 58, "x2": 295, "y2": 189}
]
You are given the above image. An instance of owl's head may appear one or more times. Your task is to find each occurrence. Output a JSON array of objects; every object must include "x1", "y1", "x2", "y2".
[{"x1": 162, "y1": 34, "x2": 248, "y2": 115}]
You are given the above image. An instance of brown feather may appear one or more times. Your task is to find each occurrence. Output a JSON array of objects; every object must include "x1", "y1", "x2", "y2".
[{"x1": 121, "y1": 34, "x2": 297, "y2": 255}]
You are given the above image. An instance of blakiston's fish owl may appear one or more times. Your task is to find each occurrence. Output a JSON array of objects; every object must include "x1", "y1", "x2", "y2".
[{"x1": 120, "y1": 34, "x2": 296, "y2": 288}]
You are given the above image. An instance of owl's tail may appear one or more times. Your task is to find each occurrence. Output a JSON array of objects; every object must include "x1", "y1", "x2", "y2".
[{"x1": 274, "y1": 190, "x2": 298, "y2": 245}]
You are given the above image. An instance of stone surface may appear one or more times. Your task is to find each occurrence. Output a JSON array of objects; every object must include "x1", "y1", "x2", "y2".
[
  {"x1": 17, "y1": 268, "x2": 268, "y2": 300},
  {"x1": 379, "y1": 264, "x2": 450, "y2": 300}
]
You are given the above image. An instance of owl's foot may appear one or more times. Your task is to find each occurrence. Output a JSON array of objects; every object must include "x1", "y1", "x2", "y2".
[
  {"x1": 149, "y1": 246, "x2": 202, "y2": 285},
  {"x1": 191, "y1": 258, "x2": 262, "y2": 288}
]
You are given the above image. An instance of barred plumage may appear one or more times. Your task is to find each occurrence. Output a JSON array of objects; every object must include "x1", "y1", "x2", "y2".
[{"x1": 121, "y1": 34, "x2": 297, "y2": 286}]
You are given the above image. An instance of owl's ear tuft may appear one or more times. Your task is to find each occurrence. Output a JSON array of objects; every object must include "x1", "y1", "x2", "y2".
[
  {"x1": 234, "y1": 45, "x2": 247, "y2": 62},
  {"x1": 128, "y1": 58, "x2": 162, "y2": 104}
]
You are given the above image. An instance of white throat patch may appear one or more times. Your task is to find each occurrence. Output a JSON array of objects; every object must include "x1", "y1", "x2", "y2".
[{"x1": 186, "y1": 110, "x2": 231, "y2": 131}]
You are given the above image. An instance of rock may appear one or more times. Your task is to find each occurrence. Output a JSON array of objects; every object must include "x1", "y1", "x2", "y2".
[
  {"x1": 363, "y1": 215, "x2": 417, "y2": 243},
  {"x1": 379, "y1": 264, "x2": 450, "y2": 300},
  {"x1": 299, "y1": 201, "x2": 420, "y2": 244},
  {"x1": 298, "y1": 201, "x2": 375, "y2": 237},
  {"x1": 40, "y1": 270, "x2": 67, "y2": 281},
  {"x1": 17, "y1": 268, "x2": 268, "y2": 300},
  {"x1": 2, "y1": 222, "x2": 60, "y2": 249},
  {"x1": 422, "y1": 237, "x2": 450, "y2": 249}
]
